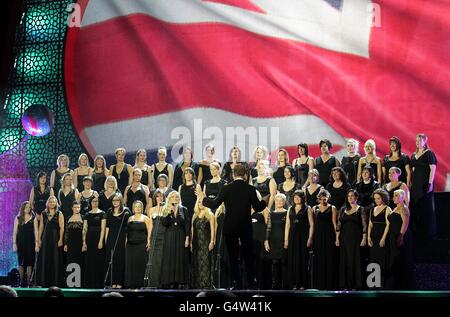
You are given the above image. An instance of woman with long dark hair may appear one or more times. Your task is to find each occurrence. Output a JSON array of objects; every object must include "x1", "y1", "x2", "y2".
[
  {"x1": 292, "y1": 143, "x2": 314, "y2": 188},
  {"x1": 356, "y1": 165, "x2": 381, "y2": 210},
  {"x1": 105, "y1": 193, "x2": 131, "y2": 289},
  {"x1": 336, "y1": 189, "x2": 367, "y2": 290},
  {"x1": 278, "y1": 166, "x2": 300, "y2": 210},
  {"x1": 179, "y1": 167, "x2": 202, "y2": 227},
  {"x1": 382, "y1": 137, "x2": 411, "y2": 186},
  {"x1": 221, "y1": 146, "x2": 250, "y2": 183},
  {"x1": 326, "y1": 167, "x2": 351, "y2": 211},
  {"x1": 13, "y1": 201, "x2": 37, "y2": 287},
  {"x1": 383, "y1": 167, "x2": 410, "y2": 210},
  {"x1": 173, "y1": 146, "x2": 199, "y2": 191},
  {"x1": 29, "y1": 172, "x2": 54, "y2": 225},
  {"x1": 285, "y1": 190, "x2": 313, "y2": 290}
]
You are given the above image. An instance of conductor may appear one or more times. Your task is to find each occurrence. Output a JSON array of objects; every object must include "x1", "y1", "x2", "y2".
[{"x1": 196, "y1": 163, "x2": 267, "y2": 289}]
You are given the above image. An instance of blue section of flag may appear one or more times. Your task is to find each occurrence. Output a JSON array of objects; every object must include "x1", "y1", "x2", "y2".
[{"x1": 324, "y1": 0, "x2": 343, "y2": 10}]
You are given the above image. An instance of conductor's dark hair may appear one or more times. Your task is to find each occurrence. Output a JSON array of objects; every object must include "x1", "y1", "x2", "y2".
[
  {"x1": 44, "y1": 286, "x2": 64, "y2": 298},
  {"x1": 233, "y1": 163, "x2": 247, "y2": 178}
]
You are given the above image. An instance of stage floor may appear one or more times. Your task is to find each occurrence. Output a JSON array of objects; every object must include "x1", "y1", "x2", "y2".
[{"x1": 13, "y1": 288, "x2": 450, "y2": 298}]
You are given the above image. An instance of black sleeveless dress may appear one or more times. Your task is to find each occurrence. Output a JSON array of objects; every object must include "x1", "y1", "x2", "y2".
[
  {"x1": 338, "y1": 207, "x2": 366, "y2": 289},
  {"x1": 312, "y1": 206, "x2": 336, "y2": 290},
  {"x1": 326, "y1": 182, "x2": 351, "y2": 211},
  {"x1": 360, "y1": 158, "x2": 379, "y2": 182},
  {"x1": 278, "y1": 182, "x2": 300, "y2": 209},
  {"x1": 305, "y1": 185, "x2": 323, "y2": 208},
  {"x1": 383, "y1": 154, "x2": 411, "y2": 184},
  {"x1": 37, "y1": 211, "x2": 63, "y2": 287},
  {"x1": 253, "y1": 177, "x2": 271, "y2": 203},
  {"x1": 383, "y1": 182, "x2": 404, "y2": 210},
  {"x1": 204, "y1": 179, "x2": 226, "y2": 212},
  {"x1": 315, "y1": 156, "x2": 338, "y2": 187},
  {"x1": 192, "y1": 217, "x2": 214, "y2": 289},
  {"x1": 52, "y1": 169, "x2": 71, "y2": 199},
  {"x1": 287, "y1": 205, "x2": 311, "y2": 289},
  {"x1": 112, "y1": 164, "x2": 130, "y2": 195},
  {"x1": 58, "y1": 189, "x2": 76, "y2": 222},
  {"x1": 294, "y1": 158, "x2": 311, "y2": 187},
  {"x1": 147, "y1": 211, "x2": 166, "y2": 288},
  {"x1": 386, "y1": 211, "x2": 414, "y2": 289},
  {"x1": 126, "y1": 184, "x2": 147, "y2": 211},
  {"x1": 342, "y1": 155, "x2": 361, "y2": 187},
  {"x1": 138, "y1": 166, "x2": 150, "y2": 187},
  {"x1": 267, "y1": 210, "x2": 287, "y2": 260},
  {"x1": 17, "y1": 215, "x2": 36, "y2": 267},
  {"x1": 83, "y1": 211, "x2": 106, "y2": 288},
  {"x1": 173, "y1": 161, "x2": 199, "y2": 191},
  {"x1": 369, "y1": 206, "x2": 388, "y2": 288},
  {"x1": 33, "y1": 186, "x2": 51, "y2": 215},
  {"x1": 64, "y1": 217, "x2": 84, "y2": 270},
  {"x1": 199, "y1": 163, "x2": 214, "y2": 188},
  {"x1": 80, "y1": 191, "x2": 96, "y2": 215},
  {"x1": 152, "y1": 163, "x2": 170, "y2": 185},
  {"x1": 99, "y1": 189, "x2": 120, "y2": 213},
  {"x1": 76, "y1": 171, "x2": 90, "y2": 192},
  {"x1": 272, "y1": 166, "x2": 287, "y2": 186},
  {"x1": 125, "y1": 221, "x2": 148, "y2": 288},
  {"x1": 92, "y1": 170, "x2": 107, "y2": 193},
  {"x1": 105, "y1": 208, "x2": 131, "y2": 286}
]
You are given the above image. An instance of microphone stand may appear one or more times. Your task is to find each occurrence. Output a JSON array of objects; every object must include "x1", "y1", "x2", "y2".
[
  {"x1": 215, "y1": 222, "x2": 224, "y2": 289},
  {"x1": 103, "y1": 208, "x2": 127, "y2": 288}
]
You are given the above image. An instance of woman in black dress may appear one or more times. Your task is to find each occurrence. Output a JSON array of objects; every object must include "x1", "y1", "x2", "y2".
[
  {"x1": 64, "y1": 201, "x2": 84, "y2": 285},
  {"x1": 357, "y1": 139, "x2": 382, "y2": 184},
  {"x1": 191, "y1": 200, "x2": 216, "y2": 289},
  {"x1": 382, "y1": 137, "x2": 411, "y2": 186},
  {"x1": 99, "y1": 176, "x2": 120, "y2": 213},
  {"x1": 336, "y1": 189, "x2": 367, "y2": 290},
  {"x1": 125, "y1": 200, "x2": 151, "y2": 288},
  {"x1": 79, "y1": 176, "x2": 98, "y2": 216},
  {"x1": 252, "y1": 191, "x2": 270, "y2": 289},
  {"x1": 13, "y1": 201, "x2": 37, "y2": 287},
  {"x1": 367, "y1": 189, "x2": 391, "y2": 289},
  {"x1": 305, "y1": 169, "x2": 323, "y2": 208},
  {"x1": 198, "y1": 143, "x2": 221, "y2": 188},
  {"x1": 203, "y1": 162, "x2": 227, "y2": 209},
  {"x1": 109, "y1": 147, "x2": 133, "y2": 195},
  {"x1": 160, "y1": 191, "x2": 190, "y2": 288},
  {"x1": 58, "y1": 173, "x2": 79, "y2": 222},
  {"x1": 250, "y1": 145, "x2": 269, "y2": 179},
  {"x1": 387, "y1": 189, "x2": 414, "y2": 289},
  {"x1": 252, "y1": 160, "x2": 277, "y2": 210},
  {"x1": 221, "y1": 146, "x2": 250, "y2": 183},
  {"x1": 341, "y1": 139, "x2": 361, "y2": 187},
  {"x1": 150, "y1": 146, "x2": 174, "y2": 190},
  {"x1": 285, "y1": 190, "x2": 313, "y2": 290},
  {"x1": 50, "y1": 154, "x2": 72, "y2": 200},
  {"x1": 264, "y1": 194, "x2": 288, "y2": 289},
  {"x1": 173, "y1": 146, "x2": 199, "y2": 191},
  {"x1": 146, "y1": 189, "x2": 166, "y2": 288},
  {"x1": 326, "y1": 167, "x2": 351, "y2": 211},
  {"x1": 124, "y1": 168, "x2": 150, "y2": 213},
  {"x1": 272, "y1": 149, "x2": 290, "y2": 186},
  {"x1": 315, "y1": 139, "x2": 340, "y2": 187},
  {"x1": 410, "y1": 133, "x2": 437, "y2": 240},
  {"x1": 383, "y1": 167, "x2": 410, "y2": 210},
  {"x1": 29, "y1": 172, "x2": 54, "y2": 225},
  {"x1": 37, "y1": 196, "x2": 64, "y2": 287},
  {"x1": 311, "y1": 189, "x2": 338, "y2": 290},
  {"x1": 179, "y1": 167, "x2": 202, "y2": 227},
  {"x1": 134, "y1": 149, "x2": 151, "y2": 188},
  {"x1": 105, "y1": 193, "x2": 131, "y2": 289},
  {"x1": 73, "y1": 153, "x2": 93, "y2": 192},
  {"x1": 214, "y1": 203, "x2": 231, "y2": 289},
  {"x1": 356, "y1": 165, "x2": 381, "y2": 210},
  {"x1": 278, "y1": 166, "x2": 300, "y2": 210},
  {"x1": 92, "y1": 155, "x2": 109, "y2": 194},
  {"x1": 292, "y1": 143, "x2": 314, "y2": 188},
  {"x1": 83, "y1": 197, "x2": 106, "y2": 288}
]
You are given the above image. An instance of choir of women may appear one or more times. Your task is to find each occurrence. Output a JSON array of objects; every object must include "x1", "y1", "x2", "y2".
[{"x1": 22, "y1": 134, "x2": 432, "y2": 290}]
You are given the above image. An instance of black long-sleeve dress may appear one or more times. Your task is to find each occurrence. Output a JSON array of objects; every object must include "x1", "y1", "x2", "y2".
[
  {"x1": 16, "y1": 215, "x2": 36, "y2": 267},
  {"x1": 410, "y1": 150, "x2": 437, "y2": 239},
  {"x1": 83, "y1": 211, "x2": 106, "y2": 288},
  {"x1": 338, "y1": 207, "x2": 367, "y2": 290},
  {"x1": 125, "y1": 220, "x2": 148, "y2": 288},
  {"x1": 315, "y1": 156, "x2": 338, "y2": 187},
  {"x1": 326, "y1": 182, "x2": 351, "y2": 211},
  {"x1": 33, "y1": 186, "x2": 51, "y2": 215},
  {"x1": 105, "y1": 209, "x2": 131, "y2": 286},
  {"x1": 37, "y1": 211, "x2": 63, "y2": 287},
  {"x1": 192, "y1": 216, "x2": 214, "y2": 289},
  {"x1": 305, "y1": 185, "x2": 323, "y2": 208},
  {"x1": 160, "y1": 207, "x2": 189, "y2": 287},
  {"x1": 92, "y1": 170, "x2": 107, "y2": 194},
  {"x1": 287, "y1": 205, "x2": 311, "y2": 289},
  {"x1": 369, "y1": 206, "x2": 388, "y2": 288},
  {"x1": 58, "y1": 188, "x2": 76, "y2": 222},
  {"x1": 312, "y1": 206, "x2": 336, "y2": 290}
]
